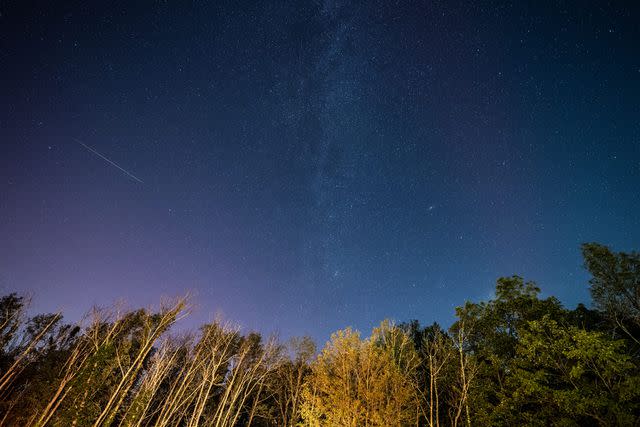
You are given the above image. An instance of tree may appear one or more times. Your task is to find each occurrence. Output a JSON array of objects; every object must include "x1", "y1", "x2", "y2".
[
  {"x1": 582, "y1": 242, "x2": 640, "y2": 342},
  {"x1": 401, "y1": 321, "x2": 455, "y2": 427},
  {"x1": 1, "y1": 241, "x2": 639, "y2": 426},
  {"x1": 268, "y1": 336, "x2": 316, "y2": 426},
  {"x1": 31, "y1": 298, "x2": 188, "y2": 427},
  {"x1": 451, "y1": 276, "x2": 567, "y2": 425},
  {"x1": 301, "y1": 322, "x2": 419, "y2": 427},
  {"x1": 449, "y1": 319, "x2": 477, "y2": 427},
  {"x1": 0, "y1": 293, "x2": 26, "y2": 359},
  {"x1": 507, "y1": 315, "x2": 640, "y2": 425}
]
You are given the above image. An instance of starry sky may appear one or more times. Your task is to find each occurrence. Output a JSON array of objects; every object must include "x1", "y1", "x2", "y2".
[{"x1": 2, "y1": 1, "x2": 639, "y2": 343}]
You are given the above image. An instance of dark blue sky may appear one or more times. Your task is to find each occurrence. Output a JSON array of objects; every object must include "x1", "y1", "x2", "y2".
[{"x1": 2, "y1": 1, "x2": 639, "y2": 343}]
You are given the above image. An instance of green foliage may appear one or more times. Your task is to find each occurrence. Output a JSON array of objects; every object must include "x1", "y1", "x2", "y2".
[
  {"x1": 506, "y1": 315, "x2": 640, "y2": 425},
  {"x1": 1, "y1": 243, "x2": 639, "y2": 426},
  {"x1": 582, "y1": 242, "x2": 640, "y2": 341},
  {"x1": 450, "y1": 276, "x2": 570, "y2": 425}
]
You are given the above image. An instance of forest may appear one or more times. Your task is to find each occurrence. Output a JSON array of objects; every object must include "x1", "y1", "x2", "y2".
[{"x1": 1, "y1": 242, "x2": 639, "y2": 426}]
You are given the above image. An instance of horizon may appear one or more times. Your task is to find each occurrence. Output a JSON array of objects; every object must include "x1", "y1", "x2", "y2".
[{"x1": 0, "y1": 244, "x2": 617, "y2": 345}]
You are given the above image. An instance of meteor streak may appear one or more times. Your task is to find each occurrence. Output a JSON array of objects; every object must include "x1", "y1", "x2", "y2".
[{"x1": 74, "y1": 139, "x2": 144, "y2": 184}]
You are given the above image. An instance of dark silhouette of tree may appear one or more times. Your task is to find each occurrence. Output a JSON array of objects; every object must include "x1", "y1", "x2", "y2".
[{"x1": 582, "y1": 242, "x2": 640, "y2": 343}]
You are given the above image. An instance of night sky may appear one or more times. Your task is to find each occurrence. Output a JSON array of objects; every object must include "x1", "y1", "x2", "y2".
[{"x1": 2, "y1": 1, "x2": 639, "y2": 342}]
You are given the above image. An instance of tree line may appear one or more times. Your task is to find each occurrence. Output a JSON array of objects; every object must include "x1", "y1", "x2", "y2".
[{"x1": 1, "y1": 242, "x2": 639, "y2": 426}]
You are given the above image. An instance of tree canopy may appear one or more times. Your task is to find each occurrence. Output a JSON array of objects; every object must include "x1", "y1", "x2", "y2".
[{"x1": 1, "y1": 242, "x2": 639, "y2": 426}]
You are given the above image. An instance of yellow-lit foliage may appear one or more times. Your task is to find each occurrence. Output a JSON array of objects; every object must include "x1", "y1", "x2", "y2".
[{"x1": 301, "y1": 321, "x2": 419, "y2": 427}]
